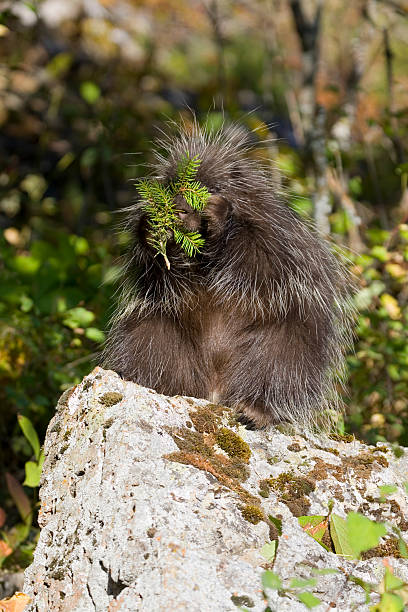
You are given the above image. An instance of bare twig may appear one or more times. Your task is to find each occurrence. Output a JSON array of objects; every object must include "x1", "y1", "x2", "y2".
[
  {"x1": 288, "y1": 1, "x2": 331, "y2": 234},
  {"x1": 203, "y1": 0, "x2": 227, "y2": 105},
  {"x1": 327, "y1": 168, "x2": 365, "y2": 252},
  {"x1": 383, "y1": 27, "x2": 404, "y2": 165}
]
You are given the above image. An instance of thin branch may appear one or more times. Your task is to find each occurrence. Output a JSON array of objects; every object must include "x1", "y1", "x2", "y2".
[
  {"x1": 203, "y1": 0, "x2": 227, "y2": 103},
  {"x1": 383, "y1": 27, "x2": 404, "y2": 165}
]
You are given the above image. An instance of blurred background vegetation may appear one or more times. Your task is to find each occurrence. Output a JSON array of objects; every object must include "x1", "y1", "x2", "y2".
[{"x1": 0, "y1": 0, "x2": 407, "y2": 573}]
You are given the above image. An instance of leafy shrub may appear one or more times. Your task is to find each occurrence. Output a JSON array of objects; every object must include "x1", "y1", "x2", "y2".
[
  {"x1": 0, "y1": 232, "x2": 119, "y2": 568},
  {"x1": 347, "y1": 224, "x2": 408, "y2": 446}
]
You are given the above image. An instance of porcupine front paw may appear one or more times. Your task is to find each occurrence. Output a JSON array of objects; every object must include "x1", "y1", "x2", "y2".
[{"x1": 235, "y1": 411, "x2": 259, "y2": 430}]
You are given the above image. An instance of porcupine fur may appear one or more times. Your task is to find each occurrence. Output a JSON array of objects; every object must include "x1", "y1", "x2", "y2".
[{"x1": 102, "y1": 121, "x2": 355, "y2": 430}]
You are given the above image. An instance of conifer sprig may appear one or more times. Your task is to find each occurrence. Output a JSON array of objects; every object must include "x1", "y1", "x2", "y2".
[{"x1": 135, "y1": 154, "x2": 210, "y2": 269}]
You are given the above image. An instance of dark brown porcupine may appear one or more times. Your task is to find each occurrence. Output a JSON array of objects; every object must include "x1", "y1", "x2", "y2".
[{"x1": 102, "y1": 121, "x2": 355, "y2": 430}]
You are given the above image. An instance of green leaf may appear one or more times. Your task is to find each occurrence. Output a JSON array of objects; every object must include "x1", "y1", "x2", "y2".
[
  {"x1": 70, "y1": 235, "x2": 90, "y2": 255},
  {"x1": 80, "y1": 81, "x2": 101, "y2": 104},
  {"x1": 57, "y1": 151, "x2": 75, "y2": 171},
  {"x1": 398, "y1": 537, "x2": 408, "y2": 558},
  {"x1": 47, "y1": 52, "x2": 72, "y2": 77},
  {"x1": 20, "y1": 294, "x2": 34, "y2": 312},
  {"x1": 4, "y1": 522, "x2": 30, "y2": 550},
  {"x1": 370, "y1": 246, "x2": 389, "y2": 262},
  {"x1": 378, "y1": 485, "x2": 398, "y2": 501},
  {"x1": 296, "y1": 592, "x2": 321, "y2": 608},
  {"x1": 349, "y1": 574, "x2": 375, "y2": 597},
  {"x1": 311, "y1": 568, "x2": 339, "y2": 576},
  {"x1": 136, "y1": 154, "x2": 209, "y2": 263},
  {"x1": 330, "y1": 514, "x2": 354, "y2": 559},
  {"x1": 289, "y1": 578, "x2": 317, "y2": 588},
  {"x1": 260, "y1": 541, "x2": 277, "y2": 562},
  {"x1": 383, "y1": 567, "x2": 406, "y2": 592},
  {"x1": 23, "y1": 454, "x2": 44, "y2": 488},
  {"x1": 12, "y1": 255, "x2": 41, "y2": 275},
  {"x1": 63, "y1": 307, "x2": 95, "y2": 329},
  {"x1": 346, "y1": 512, "x2": 386, "y2": 559},
  {"x1": 20, "y1": 173, "x2": 46, "y2": 200},
  {"x1": 85, "y1": 327, "x2": 106, "y2": 343},
  {"x1": 268, "y1": 515, "x2": 283, "y2": 535},
  {"x1": 18, "y1": 414, "x2": 40, "y2": 460},
  {"x1": 261, "y1": 571, "x2": 282, "y2": 591},
  {"x1": 371, "y1": 592, "x2": 404, "y2": 612},
  {"x1": 175, "y1": 154, "x2": 201, "y2": 185}
]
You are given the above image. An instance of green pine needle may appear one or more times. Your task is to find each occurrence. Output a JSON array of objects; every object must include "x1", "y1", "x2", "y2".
[
  {"x1": 173, "y1": 228, "x2": 206, "y2": 257},
  {"x1": 135, "y1": 154, "x2": 210, "y2": 268}
]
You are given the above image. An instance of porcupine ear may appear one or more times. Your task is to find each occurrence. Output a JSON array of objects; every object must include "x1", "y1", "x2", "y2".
[{"x1": 203, "y1": 194, "x2": 231, "y2": 234}]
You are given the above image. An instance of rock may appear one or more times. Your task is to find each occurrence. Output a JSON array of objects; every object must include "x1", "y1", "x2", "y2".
[
  {"x1": 0, "y1": 571, "x2": 25, "y2": 599},
  {"x1": 23, "y1": 367, "x2": 408, "y2": 611}
]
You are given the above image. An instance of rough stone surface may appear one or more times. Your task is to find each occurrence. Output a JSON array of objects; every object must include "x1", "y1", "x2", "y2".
[{"x1": 23, "y1": 367, "x2": 408, "y2": 611}]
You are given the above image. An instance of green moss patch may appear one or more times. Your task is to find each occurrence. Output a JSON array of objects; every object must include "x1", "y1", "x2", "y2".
[
  {"x1": 240, "y1": 504, "x2": 265, "y2": 525},
  {"x1": 216, "y1": 428, "x2": 251, "y2": 463},
  {"x1": 166, "y1": 405, "x2": 263, "y2": 514},
  {"x1": 259, "y1": 472, "x2": 316, "y2": 517},
  {"x1": 328, "y1": 433, "x2": 355, "y2": 443},
  {"x1": 99, "y1": 391, "x2": 123, "y2": 406}
]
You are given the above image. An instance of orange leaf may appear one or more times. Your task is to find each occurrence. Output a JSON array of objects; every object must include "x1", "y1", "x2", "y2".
[
  {"x1": 0, "y1": 592, "x2": 31, "y2": 612},
  {"x1": 0, "y1": 540, "x2": 13, "y2": 558}
]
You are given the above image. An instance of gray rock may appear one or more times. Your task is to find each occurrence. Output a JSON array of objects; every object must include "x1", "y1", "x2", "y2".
[
  {"x1": 0, "y1": 571, "x2": 25, "y2": 599},
  {"x1": 24, "y1": 368, "x2": 408, "y2": 611}
]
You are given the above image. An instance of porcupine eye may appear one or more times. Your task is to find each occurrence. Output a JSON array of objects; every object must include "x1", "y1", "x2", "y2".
[{"x1": 173, "y1": 194, "x2": 201, "y2": 232}]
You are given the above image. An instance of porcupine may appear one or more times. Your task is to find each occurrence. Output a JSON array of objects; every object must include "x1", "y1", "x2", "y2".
[{"x1": 102, "y1": 122, "x2": 355, "y2": 430}]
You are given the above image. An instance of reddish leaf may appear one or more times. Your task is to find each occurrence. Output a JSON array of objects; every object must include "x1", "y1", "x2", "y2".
[
  {"x1": 0, "y1": 508, "x2": 6, "y2": 529},
  {"x1": 5, "y1": 474, "x2": 32, "y2": 525}
]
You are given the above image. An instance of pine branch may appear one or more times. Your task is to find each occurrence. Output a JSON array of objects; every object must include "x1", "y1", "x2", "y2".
[
  {"x1": 175, "y1": 154, "x2": 201, "y2": 184},
  {"x1": 135, "y1": 154, "x2": 210, "y2": 267},
  {"x1": 173, "y1": 228, "x2": 205, "y2": 257}
]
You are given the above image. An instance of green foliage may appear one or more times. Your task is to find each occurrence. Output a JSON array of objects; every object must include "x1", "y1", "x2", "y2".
[
  {"x1": 378, "y1": 484, "x2": 398, "y2": 502},
  {"x1": 346, "y1": 513, "x2": 387, "y2": 559},
  {"x1": 0, "y1": 234, "x2": 116, "y2": 569},
  {"x1": 80, "y1": 81, "x2": 101, "y2": 105},
  {"x1": 329, "y1": 513, "x2": 354, "y2": 559},
  {"x1": 260, "y1": 541, "x2": 277, "y2": 562},
  {"x1": 17, "y1": 415, "x2": 40, "y2": 461},
  {"x1": 18, "y1": 416, "x2": 44, "y2": 488},
  {"x1": 261, "y1": 568, "x2": 322, "y2": 609},
  {"x1": 347, "y1": 224, "x2": 408, "y2": 445},
  {"x1": 136, "y1": 154, "x2": 209, "y2": 268},
  {"x1": 298, "y1": 508, "x2": 407, "y2": 562},
  {"x1": 0, "y1": 473, "x2": 34, "y2": 569},
  {"x1": 259, "y1": 510, "x2": 408, "y2": 611}
]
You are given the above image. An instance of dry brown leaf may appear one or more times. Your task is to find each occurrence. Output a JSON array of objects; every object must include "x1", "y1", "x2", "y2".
[{"x1": 0, "y1": 592, "x2": 31, "y2": 612}]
